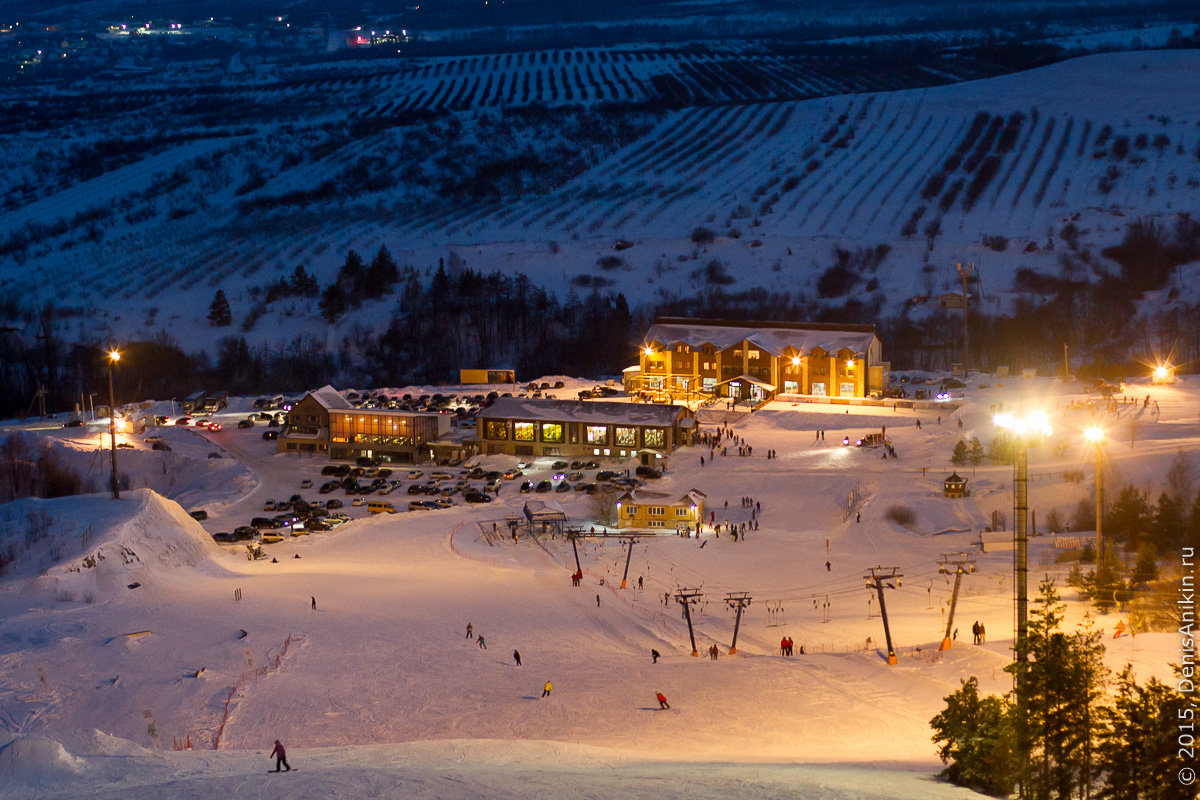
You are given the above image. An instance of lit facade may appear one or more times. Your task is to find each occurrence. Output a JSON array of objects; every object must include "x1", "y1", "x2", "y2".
[
  {"x1": 616, "y1": 489, "x2": 706, "y2": 531},
  {"x1": 629, "y1": 318, "x2": 887, "y2": 404}
]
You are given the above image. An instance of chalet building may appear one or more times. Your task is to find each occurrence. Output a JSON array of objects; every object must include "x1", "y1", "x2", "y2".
[
  {"x1": 474, "y1": 397, "x2": 694, "y2": 460},
  {"x1": 628, "y1": 318, "x2": 887, "y2": 404},
  {"x1": 279, "y1": 385, "x2": 449, "y2": 462},
  {"x1": 616, "y1": 489, "x2": 706, "y2": 531}
]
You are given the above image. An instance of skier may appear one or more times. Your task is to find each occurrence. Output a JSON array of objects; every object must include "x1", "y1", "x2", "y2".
[
  {"x1": 596, "y1": 594, "x2": 601, "y2": 607},
  {"x1": 542, "y1": 680, "x2": 552, "y2": 698},
  {"x1": 269, "y1": 739, "x2": 291, "y2": 772},
  {"x1": 466, "y1": 622, "x2": 473, "y2": 639},
  {"x1": 311, "y1": 596, "x2": 316, "y2": 611},
  {"x1": 638, "y1": 576, "x2": 644, "y2": 591},
  {"x1": 656, "y1": 691, "x2": 670, "y2": 710},
  {"x1": 651, "y1": 649, "x2": 661, "y2": 664},
  {"x1": 826, "y1": 560, "x2": 831, "y2": 572},
  {"x1": 513, "y1": 649, "x2": 522, "y2": 667},
  {"x1": 478, "y1": 635, "x2": 487, "y2": 649}
]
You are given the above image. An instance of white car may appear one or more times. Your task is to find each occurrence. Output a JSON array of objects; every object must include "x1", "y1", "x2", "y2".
[
  {"x1": 352, "y1": 497, "x2": 365, "y2": 507},
  {"x1": 407, "y1": 470, "x2": 423, "y2": 479}
]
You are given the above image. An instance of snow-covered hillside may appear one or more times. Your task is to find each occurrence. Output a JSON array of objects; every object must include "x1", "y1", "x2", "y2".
[
  {"x1": 0, "y1": 373, "x2": 1192, "y2": 798},
  {"x1": 2, "y1": 50, "x2": 1198, "y2": 352}
]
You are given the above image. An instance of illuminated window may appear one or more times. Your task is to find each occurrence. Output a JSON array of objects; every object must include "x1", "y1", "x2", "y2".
[
  {"x1": 541, "y1": 423, "x2": 563, "y2": 442},
  {"x1": 625, "y1": 505, "x2": 637, "y2": 516},
  {"x1": 675, "y1": 507, "x2": 691, "y2": 517},
  {"x1": 485, "y1": 420, "x2": 508, "y2": 440},
  {"x1": 615, "y1": 427, "x2": 637, "y2": 446},
  {"x1": 514, "y1": 422, "x2": 535, "y2": 442},
  {"x1": 586, "y1": 425, "x2": 608, "y2": 445},
  {"x1": 643, "y1": 428, "x2": 665, "y2": 448},
  {"x1": 648, "y1": 506, "x2": 666, "y2": 516}
]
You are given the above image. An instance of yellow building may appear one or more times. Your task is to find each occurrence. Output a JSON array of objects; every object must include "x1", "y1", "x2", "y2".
[
  {"x1": 630, "y1": 317, "x2": 887, "y2": 404},
  {"x1": 616, "y1": 489, "x2": 706, "y2": 531}
]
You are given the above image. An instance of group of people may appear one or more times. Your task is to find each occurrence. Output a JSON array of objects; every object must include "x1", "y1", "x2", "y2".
[
  {"x1": 779, "y1": 636, "x2": 802, "y2": 656},
  {"x1": 971, "y1": 620, "x2": 987, "y2": 644}
]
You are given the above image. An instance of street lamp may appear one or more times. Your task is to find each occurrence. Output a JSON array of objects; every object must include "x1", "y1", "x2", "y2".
[
  {"x1": 107, "y1": 349, "x2": 121, "y2": 500},
  {"x1": 993, "y1": 410, "x2": 1052, "y2": 669},
  {"x1": 1084, "y1": 426, "x2": 1105, "y2": 566}
]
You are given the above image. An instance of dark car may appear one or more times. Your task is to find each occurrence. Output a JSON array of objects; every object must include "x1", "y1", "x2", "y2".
[
  {"x1": 307, "y1": 519, "x2": 331, "y2": 532},
  {"x1": 569, "y1": 461, "x2": 585, "y2": 470},
  {"x1": 635, "y1": 465, "x2": 662, "y2": 480},
  {"x1": 233, "y1": 526, "x2": 259, "y2": 540},
  {"x1": 583, "y1": 461, "x2": 600, "y2": 470},
  {"x1": 463, "y1": 490, "x2": 492, "y2": 503},
  {"x1": 151, "y1": 441, "x2": 171, "y2": 452},
  {"x1": 519, "y1": 481, "x2": 534, "y2": 493},
  {"x1": 188, "y1": 509, "x2": 208, "y2": 521},
  {"x1": 555, "y1": 482, "x2": 571, "y2": 493},
  {"x1": 551, "y1": 460, "x2": 568, "y2": 470},
  {"x1": 211, "y1": 532, "x2": 236, "y2": 543},
  {"x1": 62, "y1": 419, "x2": 84, "y2": 428},
  {"x1": 237, "y1": 419, "x2": 253, "y2": 429},
  {"x1": 325, "y1": 499, "x2": 343, "y2": 509},
  {"x1": 262, "y1": 430, "x2": 279, "y2": 441},
  {"x1": 250, "y1": 517, "x2": 280, "y2": 529},
  {"x1": 535, "y1": 480, "x2": 553, "y2": 493}
]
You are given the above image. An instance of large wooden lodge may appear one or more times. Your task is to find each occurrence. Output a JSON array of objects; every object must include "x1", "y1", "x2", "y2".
[{"x1": 627, "y1": 318, "x2": 887, "y2": 404}]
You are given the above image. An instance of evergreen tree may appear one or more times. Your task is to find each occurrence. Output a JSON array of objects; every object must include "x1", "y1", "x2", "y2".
[
  {"x1": 319, "y1": 283, "x2": 348, "y2": 323},
  {"x1": 207, "y1": 290, "x2": 232, "y2": 327},
  {"x1": 1186, "y1": 491, "x2": 1200, "y2": 553},
  {"x1": 1153, "y1": 491, "x2": 1185, "y2": 551},
  {"x1": 1008, "y1": 579, "x2": 1108, "y2": 800},
  {"x1": 338, "y1": 249, "x2": 366, "y2": 301},
  {"x1": 1097, "y1": 666, "x2": 1193, "y2": 800},
  {"x1": 365, "y1": 245, "x2": 399, "y2": 299},
  {"x1": 952, "y1": 440, "x2": 969, "y2": 465},
  {"x1": 290, "y1": 265, "x2": 319, "y2": 297},
  {"x1": 1107, "y1": 486, "x2": 1151, "y2": 549},
  {"x1": 968, "y1": 436, "x2": 985, "y2": 465},
  {"x1": 1131, "y1": 542, "x2": 1158, "y2": 585},
  {"x1": 930, "y1": 676, "x2": 1018, "y2": 796}
]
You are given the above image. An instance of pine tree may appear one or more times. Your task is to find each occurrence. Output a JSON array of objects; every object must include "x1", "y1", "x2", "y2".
[
  {"x1": 1107, "y1": 486, "x2": 1151, "y2": 549},
  {"x1": 952, "y1": 440, "x2": 968, "y2": 465},
  {"x1": 1153, "y1": 491, "x2": 1185, "y2": 551},
  {"x1": 1097, "y1": 666, "x2": 1193, "y2": 800},
  {"x1": 207, "y1": 290, "x2": 232, "y2": 327},
  {"x1": 1008, "y1": 579, "x2": 1108, "y2": 800},
  {"x1": 968, "y1": 436, "x2": 985, "y2": 465},
  {"x1": 338, "y1": 249, "x2": 366, "y2": 301},
  {"x1": 365, "y1": 245, "x2": 399, "y2": 299},
  {"x1": 930, "y1": 676, "x2": 1018, "y2": 795},
  {"x1": 318, "y1": 283, "x2": 347, "y2": 323}
]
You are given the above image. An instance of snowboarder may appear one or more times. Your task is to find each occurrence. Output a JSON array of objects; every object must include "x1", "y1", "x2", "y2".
[
  {"x1": 542, "y1": 680, "x2": 552, "y2": 697},
  {"x1": 656, "y1": 692, "x2": 670, "y2": 710},
  {"x1": 651, "y1": 649, "x2": 661, "y2": 664},
  {"x1": 513, "y1": 649, "x2": 522, "y2": 667},
  {"x1": 269, "y1": 739, "x2": 291, "y2": 772},
  {"x1": 466, "y1": 623, "x2": 473, "y2": 639},
  {"x1": 478, "y1": 635, "x2": 487, "y2": 649},
  {"x1": 311, "y1": 596, "x2": 316, "y2": 610}
]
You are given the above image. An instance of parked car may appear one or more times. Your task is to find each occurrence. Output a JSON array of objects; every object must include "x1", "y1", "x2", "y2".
[
  {"x1": 152, "y1": 441, "x2": 171, "y2": 452},
  {"x1": 635, "y1": 465, "x2": 662, "y2": 480},
  {"x1": 552, "y1": 460, "x2": 568, "y2": 469},
  {"x1": 519, "y1": 481, "x2": 534, "y2": 493},
  {"x1": 232, "y1": 526, "x2": 259, "y2": 541},
  {"x1": 463, "y1": 490, "x2": 492, "y2": 503},
  {"x1": 237, "y1": 419, "x2": 253, "y2": 429},
  {"x1": 263, "y1": 500, "x2": 276, "y2": 511},
  {"x1": 262, "y1": 430, "x2": 279, "y2": 441},
  {"x1": 300, "y1": 479, "x2": 313, "y2": 489},
  {"x1": 535, "y1": 480, "x2": 553, "y2": 493},
  {"x1": 211, "y1": 532, "x2": 236, "y2": 543},
  {"x1": 175, "y1": 417, "x2": 192, "y2": 426},
  {"x1": 62, "y1": 420, "x2": 84, "y2": 428},
  {"x1": 555, "y1": 482, "x2": 571, "y2": 493},
  {"x1": 189, "y1": 510, "x2": 208, "y2": 521},
  {"x1": 325, "y1": 499, "x2": 343, "y2": 509}
]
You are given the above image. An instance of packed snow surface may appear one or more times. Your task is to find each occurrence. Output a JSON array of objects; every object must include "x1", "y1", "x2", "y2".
[{"x1": 0, "y1": 374, "x2": 1193, "y2": 798}]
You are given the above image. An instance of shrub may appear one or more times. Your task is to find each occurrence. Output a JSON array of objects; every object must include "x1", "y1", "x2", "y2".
[
  {"x1": 816, "y1": 263, "x2": 856, "y2": 298},
  {"x1": 982, "y1": 234, "x2": 1008, "y2": 252},
  {"x1": 885, "y1": 505, "x2": 916, "y2": 526},
  {"x1": 690, "y1": 227, "x2": 717, "y2": 245},
  {"x1": 596, "y1": 255, "x2": 624, "y2": 271},
  {"x1": 702, "y1": 260, "x2": 735, "y2": 286}
]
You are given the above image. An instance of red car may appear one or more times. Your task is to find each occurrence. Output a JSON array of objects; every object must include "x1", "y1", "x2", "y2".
[
  {"x1": 175, "y1": 417, "x2": 192, "y2": 425},
  {"x1": 206, "y1": 422, "x2": 222, "y2": 431}
]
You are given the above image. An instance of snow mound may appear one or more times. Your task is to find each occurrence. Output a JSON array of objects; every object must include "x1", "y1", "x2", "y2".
[
  {"x1": 0, "y1": 736, "x2": 84, "y2": 781},
  {"x1": 0, "y1": 489, "x2": 231, "y2": 601}
]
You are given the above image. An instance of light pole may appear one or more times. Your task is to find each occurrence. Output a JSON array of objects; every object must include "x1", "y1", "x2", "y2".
[
  {"x1": 1084, "y1": 427, "x2": 1105, "y2": 561},
  {"x1": 107, "y1": 349, "x2": 121, "y2": 500},
  {"x1": 993, "y1": 410, "x2": 1051, "y2": 674}
]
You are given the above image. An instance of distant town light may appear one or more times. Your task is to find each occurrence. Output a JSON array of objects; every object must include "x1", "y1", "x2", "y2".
[{"x1": 1084, "y1": 426, "x2": 1105, "y2": 444}]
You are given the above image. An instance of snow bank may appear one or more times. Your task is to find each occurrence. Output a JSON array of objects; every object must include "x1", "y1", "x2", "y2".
[
  {"x1": 1, "y1": 489, "x2": 230, "y2": 602},
  {"x1": 0, "y1": 736, "x2": 84, "y2": 781}
]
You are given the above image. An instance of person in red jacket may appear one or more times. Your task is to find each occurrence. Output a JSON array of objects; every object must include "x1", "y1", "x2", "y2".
[
  {"x1": 656, "y1": 692, "x2": 670, "y2": 710},
  {"x1": 270, "y1": 739, "x2": 291, "y2": 772}
]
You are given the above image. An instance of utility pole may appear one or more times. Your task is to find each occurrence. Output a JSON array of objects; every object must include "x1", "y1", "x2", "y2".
[
  {"x1": 724, "y1": 592, "x2": 752, "y2": 654},
  {"x1": 675, "y1": 589, "x2": 704, "y2": 657},
  {"x1": 938, "y1": 553, "x2": 975, "y2": 651},
  {"x1": 864, "y1": 567, "x2": 903, "y2": 665},
  {"x1": 620, "y1": 538, "x2": 635, "y2": 589},
  {"x1": 566, "y1": 530, "x2": 582, "y2": 575},
  {"x1": 956, "y1": 262, "x2": 972, "y2": 376},
  {"x1": 1063, "y1": 343, "x2": 1070, "y2": 380}
]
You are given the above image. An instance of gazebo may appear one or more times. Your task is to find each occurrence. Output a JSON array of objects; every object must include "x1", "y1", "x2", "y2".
[{"x1": 943, "y1": 473, "x2": 970, "y2": 498}]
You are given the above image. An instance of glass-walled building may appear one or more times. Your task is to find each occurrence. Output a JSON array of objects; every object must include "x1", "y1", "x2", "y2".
[{"x1": 476, "y1": 398, "x2": 694, "y2": 460}]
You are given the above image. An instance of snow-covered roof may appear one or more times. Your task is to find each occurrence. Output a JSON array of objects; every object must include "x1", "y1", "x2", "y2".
[
  {"x1": 645, "y1": 319, "x2": 877, "y2": 358},
  {"x1": 306, "y1": 385, "x2": 353, "y2": 411},
  {"x1": 618, "y1": 488, "x2": 706, "y2": 506},
  {"x1": 478, "y1": 398, "x2": 690, "y2": 426},
  {"x1": 523, "y1": 499, "x2": 566, "y2": 520}
]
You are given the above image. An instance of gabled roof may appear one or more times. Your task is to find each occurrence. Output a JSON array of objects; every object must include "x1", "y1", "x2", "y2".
[
  {"x1": 645, "y1": 318, "x2": 877, "y2": 358},
  {"x1": 618, "y1": 488, "x2": 707, "y2": 506},
  {"x1": 305, "y1": 385, "x2": 353, "y2": 411},
  {"x1": 477, "y1": 397, "x2": 690, "y2": 426}
]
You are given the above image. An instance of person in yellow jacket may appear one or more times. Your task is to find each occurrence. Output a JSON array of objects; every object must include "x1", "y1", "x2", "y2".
[{"x1": 541, "y1": 680, "x2": 552, "y2": 698}]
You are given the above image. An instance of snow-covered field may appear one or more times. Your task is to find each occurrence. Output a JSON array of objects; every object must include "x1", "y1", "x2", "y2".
[{"x1": 1, "y1": 373, "x2": 1192, "y2": 798}]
